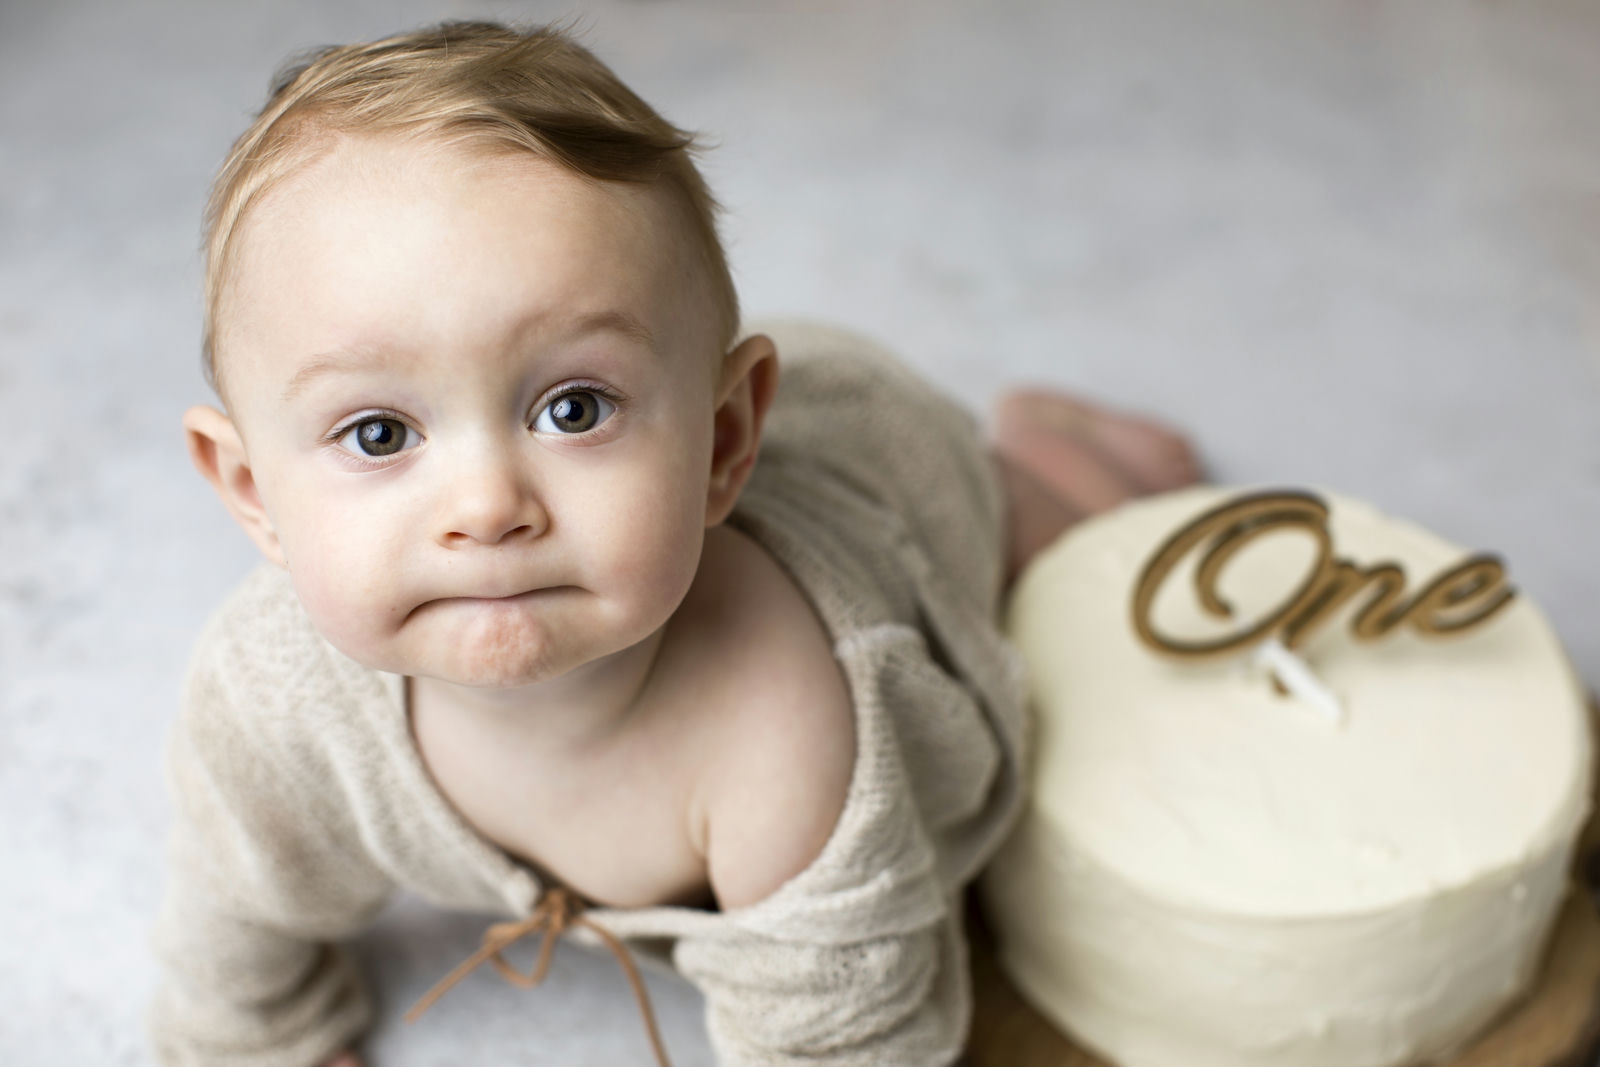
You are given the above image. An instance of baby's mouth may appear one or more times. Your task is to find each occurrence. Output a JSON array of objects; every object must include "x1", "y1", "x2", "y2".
[
  {"x1": 452, "y1": 587, "x2": 563, "y2": 603},
  {"x1": 406, "y1": 586, "x2": 576, "y2": 622}
]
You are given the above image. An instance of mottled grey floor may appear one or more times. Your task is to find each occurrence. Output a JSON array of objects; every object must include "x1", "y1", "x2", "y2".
[{"x1": 3, "y1": 1, "x2": 1599, "y2": 1064}]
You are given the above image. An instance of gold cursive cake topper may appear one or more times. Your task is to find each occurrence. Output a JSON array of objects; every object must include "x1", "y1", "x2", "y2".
[{"x1": 1130, "y1": 490, "x2": 1517, "y2": 660}]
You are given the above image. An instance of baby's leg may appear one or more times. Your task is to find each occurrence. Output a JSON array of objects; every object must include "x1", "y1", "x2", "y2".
[{"x1": 989, "y1": 388, "x2": 1202, "y2": 585}]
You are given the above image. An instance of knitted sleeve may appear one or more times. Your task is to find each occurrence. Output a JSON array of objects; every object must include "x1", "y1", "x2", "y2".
[
  {"x1": 148, "y1": 611, "x2": 394, "y2": 1067},
  {"x1": 672, "y1": 909, "x2": 969, "y2": 1066}
]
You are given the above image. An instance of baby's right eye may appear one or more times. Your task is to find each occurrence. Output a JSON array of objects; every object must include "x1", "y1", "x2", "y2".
[{"x1": 336, "y1": 417, "x2": 420, "y2": 459}]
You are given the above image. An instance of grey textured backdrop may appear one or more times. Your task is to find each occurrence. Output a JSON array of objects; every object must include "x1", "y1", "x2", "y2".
[{"x1": 2, "y1": 1, "x2": 1598, "y2": 1064}]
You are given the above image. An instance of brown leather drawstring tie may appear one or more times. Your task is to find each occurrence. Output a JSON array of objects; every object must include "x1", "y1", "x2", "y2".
[{"x1": 405, "y1": 886, "x2": 674, "y2": 1067}]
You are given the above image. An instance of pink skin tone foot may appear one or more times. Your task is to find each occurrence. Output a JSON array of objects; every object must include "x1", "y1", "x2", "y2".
[{"x1": 989, "y1": 388, "x2": 1203, "y2": 585}]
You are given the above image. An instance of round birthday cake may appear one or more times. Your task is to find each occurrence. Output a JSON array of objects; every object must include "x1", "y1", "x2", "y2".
[{"x1": 979, "y1": 485, "x2": 1594, "y2": 1067}]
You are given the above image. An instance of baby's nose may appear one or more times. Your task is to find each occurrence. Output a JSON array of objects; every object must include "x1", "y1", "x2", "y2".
[{"x1": 437, "y1": 449, "x2": 547, "y2": 548}]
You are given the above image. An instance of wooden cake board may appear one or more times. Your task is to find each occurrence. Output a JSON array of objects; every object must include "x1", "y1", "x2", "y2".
[{"x1": 965, "y1": 698, "x2": 1600, "y2": 1067}]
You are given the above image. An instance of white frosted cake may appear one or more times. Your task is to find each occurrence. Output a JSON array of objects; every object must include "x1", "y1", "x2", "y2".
[{"x1": 980, "y1": 485, "x2": 1593, "y2": 1067}]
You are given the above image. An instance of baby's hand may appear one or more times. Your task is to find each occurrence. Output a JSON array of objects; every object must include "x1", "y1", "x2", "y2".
[{"x1": 322, "y1": 1052, "x2": 364, "y2": 1067}]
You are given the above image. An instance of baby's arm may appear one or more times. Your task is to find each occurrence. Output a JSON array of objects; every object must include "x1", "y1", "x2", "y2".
[
  {"x1": 149, "y1": 645, "x2": 393, "y2": 1067},
  {"x1": 674, "y1": 644, "x2": 967, "y2": 1064}
]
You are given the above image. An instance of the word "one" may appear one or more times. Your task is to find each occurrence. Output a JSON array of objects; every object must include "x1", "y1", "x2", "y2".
[{"x1": 1130, "y1": 490, "x2": 1516, "y2": 658}]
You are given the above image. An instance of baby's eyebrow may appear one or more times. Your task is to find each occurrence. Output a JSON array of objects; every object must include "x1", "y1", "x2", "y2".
[
  {"x1": 282, "y1": 346, "x2": 400, "y2": 403},
  {"x1": 281, "y1": 310, "x2": 656, "y2": 403},
  {"x1": 568, "y1": 308, "x2": 655, "y2": 349}
]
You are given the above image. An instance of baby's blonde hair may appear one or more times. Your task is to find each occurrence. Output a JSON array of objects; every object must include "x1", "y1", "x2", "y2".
[{"x1": 201, "y1": 19, "x2": 739, "y2": 396}]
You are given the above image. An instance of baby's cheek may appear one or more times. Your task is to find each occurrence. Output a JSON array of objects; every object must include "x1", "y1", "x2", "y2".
[
  {"x1": 613, "y1": 505, "x2": 703, "y2": 615},
  {"x1": 279, "y1": 530, "x2": 398, "y2": 669}
]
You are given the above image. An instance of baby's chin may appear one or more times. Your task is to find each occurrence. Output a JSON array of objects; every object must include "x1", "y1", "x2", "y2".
[
  {"x1": 396, "y1": 626, "x2": 574, "y2": 690},
  {"x1": 307, "y1": 615, "x2": 571, "y2": 690},
  {"x1": 410, "y1": 656, "x2": 564, "y2": 690},
  {"x1": 356, "y1": 649, "x2": 573, "y2": 692}
]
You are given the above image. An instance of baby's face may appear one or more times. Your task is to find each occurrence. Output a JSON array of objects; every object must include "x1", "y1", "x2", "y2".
[{"x1": 214, "y1": 134, "x2": 725, "y2": 688}]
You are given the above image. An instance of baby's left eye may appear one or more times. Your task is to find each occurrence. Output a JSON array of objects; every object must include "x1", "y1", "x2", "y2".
[{"x1": 533, "y1": 390, "x2": 616, "y2": 435}]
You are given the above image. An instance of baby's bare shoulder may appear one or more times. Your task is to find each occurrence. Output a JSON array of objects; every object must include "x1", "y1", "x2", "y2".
[{"x1": 689, "y1": 526, "x2": 857, "y2": 912}]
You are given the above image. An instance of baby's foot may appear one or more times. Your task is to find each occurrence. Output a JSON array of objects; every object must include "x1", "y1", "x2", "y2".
[
  {"x1": 992, "y1": 389, "x2": 1201, "y2": 506},
  {"x1": 989, "y1": 389, "x2": 1202, "y2": 582}
]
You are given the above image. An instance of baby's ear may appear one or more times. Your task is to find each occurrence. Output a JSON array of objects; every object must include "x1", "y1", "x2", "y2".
[
  {"x1": 705, "y1": 333, "x2": 779, "y2": 527},
  {"x1": 183, "y1": 406, "x2": 287, "y2": 568}
]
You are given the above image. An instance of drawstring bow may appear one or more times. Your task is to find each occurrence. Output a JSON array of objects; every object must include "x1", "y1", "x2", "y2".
[{"x1": 405, "y1": 885, "x2": 674, "y2": 1067}]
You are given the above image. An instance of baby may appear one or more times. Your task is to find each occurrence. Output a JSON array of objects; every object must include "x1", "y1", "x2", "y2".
[{"x1": 150, "y1": 20, "x2": 1198, "y2": 1067}]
